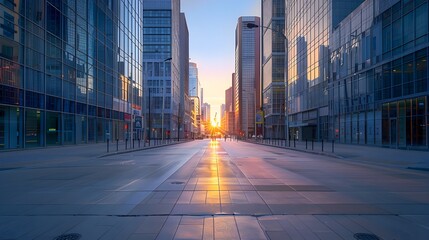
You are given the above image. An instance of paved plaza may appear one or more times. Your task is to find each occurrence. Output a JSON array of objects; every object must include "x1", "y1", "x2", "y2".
[{"x1": 0, "y1": 140, "x2": 428, "y2": 239}]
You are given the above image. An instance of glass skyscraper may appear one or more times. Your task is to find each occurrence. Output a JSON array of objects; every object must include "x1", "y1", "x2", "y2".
[
  {"x1": 330, "y1": 0, "x2": 429, "y2": 148},
  {"x1": 0, "y1": 0, "x2": 144, "y2": 149},
  {"x1": 235, "y1": 16, "x2": 261, "y2": 138},
  {"x1": 261, "y1": 0, "x2": 285, "y2": 139},
  {"x1": 286, "y1": 0, "x2": 363, "y2": 141},
  {"x1": 142, "y1": 0, "x2": 183, "y2": 140}
]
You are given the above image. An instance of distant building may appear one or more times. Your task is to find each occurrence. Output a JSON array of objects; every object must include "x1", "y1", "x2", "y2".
[
  {"x1": 225, "y1": 86, "x2": 235, "y2": 135},
  {"x1": 189, "y1": 62, "x2": 200, "y2": 137},
  {"x1": 235, "y1": 16, "x2": 261, "y2": 138}
]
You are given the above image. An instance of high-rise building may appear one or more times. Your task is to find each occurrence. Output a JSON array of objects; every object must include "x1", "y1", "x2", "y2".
[
  {"x1": 261, "y1": 0, "x2": 286, "y2": 139},
  {"x1": 189, "y1": 62, "x2": 199, "y2": 97},
  {"x1": 329, "y1": 0, "x2": 429, "y2": 149},
  {"x1": 285, "y1": 0, "x2": 363, "y2": 141},
  {"x1": 0, "y1": 1, "x2": 144, "y2": 149},
  {"x1": 179, "y1": 13, "x2": 190, "y2": 139},
  {"x1": 189, "y1": 62, "x2": 200, "y2": 137},
  {"x1": 235, "y1": 16, "x2": 261, "y2": 138},
  {"x1": 225, "y1": 86, "x2": 235, "y2": 135},
  {"x1": 142, "y1": 0, "x2": 183, "y2": 140}
]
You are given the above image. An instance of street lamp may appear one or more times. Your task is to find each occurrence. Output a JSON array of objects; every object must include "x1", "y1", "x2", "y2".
[
  {"x1": 161, "y1": 57, "x2": 172, "y2": 142},
  {"x1": 246, "y1": 22, "x2": 289, "y2": 142},
  {"x1": 146, "y1": 57, "x2": 172, "y2": 145}
]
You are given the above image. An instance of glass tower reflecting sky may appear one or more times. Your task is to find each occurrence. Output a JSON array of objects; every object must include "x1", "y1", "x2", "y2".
[
  {"x1": 0, "y1": 0, "x2": 144, "y2": 149},
  {"x1": 235, "y1": 16, "x2": 260, "y2": 138}
]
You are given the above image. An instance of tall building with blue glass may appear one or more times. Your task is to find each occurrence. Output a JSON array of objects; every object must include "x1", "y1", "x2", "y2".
[
  {"x1": 0, "y1": 0, "x2": 144, "y2": 149},
  {"x1": 261, "y1": 0, "x2": 286, "y2": 139},
  {"x1": 330, "y1": 0, "x2": 429, "y2": 149},
  {"x1": 142, "y1": 0, "x2": 184, "y2": 141},
  {"x1": 285, "y1": 0, "x2": 364, "y2": 141}
]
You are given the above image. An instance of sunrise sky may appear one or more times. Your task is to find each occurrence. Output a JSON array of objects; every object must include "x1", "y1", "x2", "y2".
[{"x1": 181, "y1": 0, "x2": 261, "y2": 123}]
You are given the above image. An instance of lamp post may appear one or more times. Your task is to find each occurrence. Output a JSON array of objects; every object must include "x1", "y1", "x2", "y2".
[
  {"x1": 130, "y1": 52, "x2": 134, "y2": 148},
  {"x1": 246, "y1": 22, "x2": 288, "y2": 142},
  {"x1": 161, "y1": 57, "x2": 172, "y2": 142}
]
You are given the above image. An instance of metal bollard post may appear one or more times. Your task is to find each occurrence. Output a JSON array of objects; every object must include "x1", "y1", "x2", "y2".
[
  {"x1": 293, "y1": 137, "x2": 296, "y2": 148},
  {"x1": 133, "y1": 139, "x2": 135, "y2": 149},
  {"x1": 306, "y1": 139, "x2": 308, "y2": 149},
  {"x1": 312, "y1": 139, "x2": 314, "y2": 150},
  {"x1": 138, "y1": 138, "x2": 140, "y2": 148},
  {"x1": 289, "y1": 137, "x2": 291, "y2": 147},
  {"x1": 125, "y1": 139, "x2": 128, "y2": 150},
  {"x1": 107, "y1": 139, "x2": 109, "y2": 152},
  {"x1": 322, "y1": 140, "x2": 324, "y2": 152},
  {"x1": 332, "y1": 140, "x2": 334, "y2": 153},
  {"x1": 116, "y1": 139, "x2": 119, "y2": 151}
]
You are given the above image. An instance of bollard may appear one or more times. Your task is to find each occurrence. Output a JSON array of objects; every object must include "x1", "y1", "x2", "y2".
[
  {"x1": 138, "y1": 138, "x2": 140, "y2": 148},
  {"x1": 288, "y1": 137, "x2": 291, "y2": 147},
  {"x1": 107, "y1": 139, "x2": 109, "y2": 152},
  {"x1": 293, "y1": 137, "x2": 296, "y2": 148},
  {"x1": 332, "y1": 140, "x2": 334, "y2": 153},
  {"x1": 125, "y1": 139, "x2": 128, "y2": 150},
  {"x1": 116, "y1": 139, "x2": 119, "y2": 151},
  {"x1": 133, "y1": 139, "x2": 135, "y2": 149},
  {"x1": 306, "y1": 139, "x2": 308, "y2": 149},
  {"x1": 312, "y1": 139, "x2": 314, "y2": 150},
  {"x1": 322, "y1": 140, "x2": 324, "y2": 152}
]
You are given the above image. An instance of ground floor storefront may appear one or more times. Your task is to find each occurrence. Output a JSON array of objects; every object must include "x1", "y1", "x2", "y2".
[{"x1": 0, "y1": 105, "x2": 142, "y2": 149}]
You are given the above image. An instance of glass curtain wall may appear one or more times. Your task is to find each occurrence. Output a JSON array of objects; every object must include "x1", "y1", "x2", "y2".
[{"x1": 0, "y1": 0, "x2": 144, "y2": 149}]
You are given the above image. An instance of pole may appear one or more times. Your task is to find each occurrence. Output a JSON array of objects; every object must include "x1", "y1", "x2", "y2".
[
  {"x1": 177, "y1": 103, "x2": 180, "y2": 141},
  {"x1": 130, "y1": 52, "x2": 133, "y2": 150},
  {"x1": 161, "y1": 62, "x2": 165, "y2": 142},
  {"x1": 148, "y1": 87, "x2": 151, "y2": 146}
]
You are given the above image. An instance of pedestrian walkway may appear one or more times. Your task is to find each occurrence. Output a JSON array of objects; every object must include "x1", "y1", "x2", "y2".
[
  {"x1": 0, "y1": 139, "x2": 183, "y2": 168},
  {"x1": 0, "y1": 139, "x2": 428, "y2": 239},
  {"x1": 247, "y1": 139, "x2": 429, "y2": 171}
]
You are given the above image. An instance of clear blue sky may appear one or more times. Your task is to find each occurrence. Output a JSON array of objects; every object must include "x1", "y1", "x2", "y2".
[{"x1": 181, "y1": 0, "x2": 260, "y2": 123}]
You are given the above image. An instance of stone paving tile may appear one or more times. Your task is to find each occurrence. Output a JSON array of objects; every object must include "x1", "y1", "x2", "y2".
[
  {"x1": 135, "y1": 216, "x2": 167, "y2": 234},
  {"x1": 221, "y1": 203, "x2": 272, "y2": 215},
  {"x1": 213, "y1": 216, "x2": 240, "y2": 240},
  {"x1": 190, "y1": 191, "x2": 208, "y2": 203},
  {"x1": 128, "y1": 233, "x2": 158, "y2": 240},
  {"x1": 299, "y1": 191, "x2": 365, "y2": 204},
  {"x1": 266, "y1": 231, "x2": 292, "y2": 240},
  {"x1": 203, "y1": 217, "x2": 214, "y2": 240},
  {"x1": 171, "y1": 203, "x2": 221, "y2": 215},
  {"x1": 377, "y1": 203, "x2": 429, "y2": 215},
  {"x1": 254, "y1": 185, "x2": 294, "y2": 191},
  {"x1": 175, "y1": 224, "x2": 203, "y2": 240},
  {"x1": 96, "y1": 191, "x2": 151, "y2": 204},
  {"x1": 177, "y1": 191, "x2": 194, "y2": 204},
  {"x1": 258, "y1": 191, "x2": 312, "y2": 204},
  {"x1": 235, "y1": 216, "x2": 267, "y2": 240},
  {"x1": 156, "y1": 216, "x2": 181, "y2": 240},
  {"x1": 128, "y1": 203, "x2": 174, "y2": 215},
  {"x1": 268, "y1": 204, "x2": 324, "y2": 215}
]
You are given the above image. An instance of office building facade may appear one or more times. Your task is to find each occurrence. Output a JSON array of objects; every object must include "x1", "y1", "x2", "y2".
[
  {"x1": 189, "y1": 62, "x2": 200, "y2": 136},
  {"x1": 285, "y1": 0, "x2": 363, "y2": 141},
  {"x1": 261, "y1": 0, "x2": 286, "y2": 139},
  {"x1": 142, "y1": 0, "x2": 182, "y2": 140},
  {"x1": 225, "y1": 86, "x2": 234, "y2": 135},
  {"x1": 0, "y1": 0, "x2": 144, "y2": 149},
  {"x1": 329, "y1": 0, "x2": 429, "y2": 149},
  {"x1": 235, "y1": 16, "x2": 261, "y2": 138}
]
